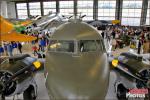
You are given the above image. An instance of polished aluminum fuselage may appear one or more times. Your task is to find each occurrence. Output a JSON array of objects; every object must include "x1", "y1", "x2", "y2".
[{"x1": 45, "y1": 20, "x2": 109, "y2": 99}]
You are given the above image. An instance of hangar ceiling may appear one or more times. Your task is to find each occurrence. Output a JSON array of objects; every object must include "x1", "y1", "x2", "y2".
[
  {"x1": 3, "y1": 0, "x2": 26, "y2": 1},
  {"x1": 3, "y1": 0, "x2": 61, "y2": 2}
]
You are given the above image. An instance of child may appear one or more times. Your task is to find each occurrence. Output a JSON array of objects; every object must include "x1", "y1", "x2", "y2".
[{"x1": 32, "y1": 45, "x2": 38, "y2": 56}]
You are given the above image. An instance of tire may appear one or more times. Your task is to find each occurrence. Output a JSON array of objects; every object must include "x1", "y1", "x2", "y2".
[
  {"x1": 0, "y1": 94, "x2": 5, "y2": 100},
  {"x1": 116, "y1": 84, "x2": 128, "y2": 100},
  {"x1": 23, "y1": 86, "x2": 36, "y2": 100}
]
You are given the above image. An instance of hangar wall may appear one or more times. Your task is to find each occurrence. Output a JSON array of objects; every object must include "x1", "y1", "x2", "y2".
[
  {"x1": 0, "y1": 1, "x2": 8, "y2": 18},
  {"x1": 7, "y1": 2, "x2": 16, "y2": 18},
  {"x1": 0, "y1": 1, "x2": 16, "y2": 18}
]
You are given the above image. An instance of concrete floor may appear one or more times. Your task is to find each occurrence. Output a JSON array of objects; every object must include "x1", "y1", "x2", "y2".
[
  {"x1": 6, "y1": 71, "x2": 120, "y2": 100},
  {"x1": 35, "y1": 72, "x2": 50, "y2": 100},
  {"x1": 6, "y1": 72, "x2": 49, "y2": 100}
]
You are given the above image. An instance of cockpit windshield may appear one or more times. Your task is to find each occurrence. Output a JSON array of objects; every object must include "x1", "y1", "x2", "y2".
[
  {"x1": 79, "y1": 40, "x2": 97, "y2": 52},
  {"x1": 48, "y1": 40, "x2": 74, "y2": 52},
  {"x1": 49, "y1": 40, "x2": 105, "y2": 53},
  {"x1": 79, "y1": 40, "x2": 106, "y2": 52}
]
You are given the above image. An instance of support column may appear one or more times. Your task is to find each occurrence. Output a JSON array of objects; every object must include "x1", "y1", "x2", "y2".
[
  {"x1": 40, "y1": 1, "x2": 44, "y2": 16},
  {"x1": 56, "y1": 0, "x2": 59, "y2": 14},
  {"x1": 0, "y1": 1, "x2": 8, "y2": 18},
  {"x1": 27, "y1": 2, "x2": 30, "y2": 17},
  {"x1": 7, "y1": 2, "x2": 16, "y2": 18},
  {"x1": 140, "y1": 0, "x2": 148, "y2": 25},
  {"x1": 115, "y1": 0, "x2": 123, "y2": 22},
  {"x1": 93, "y1": 0, "x2": 98, "y2": 20},
  {"x1": 74, "y1": 0, "x2": 77, "y2": 17},
  {"x1": 15, "y1": 2, "x2": 18, "y2": 19}
]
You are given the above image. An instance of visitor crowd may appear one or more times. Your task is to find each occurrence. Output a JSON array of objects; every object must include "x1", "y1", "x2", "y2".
[
  {"x1": 100, "y1": 25, "x2": 150, "y2": 54},
  {"x1": 0, "y1": 42, "x2": 22, "y2": 57},
  {"x1": 0, "y1": 31, "x2": 50, "y2": 57}
]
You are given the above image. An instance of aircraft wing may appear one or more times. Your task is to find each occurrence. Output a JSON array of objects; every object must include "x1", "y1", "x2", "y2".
[
  {"x1": 0, "y1": 16, "x2": 32, "y2": 34},
  {"x1": 20, "y1": 20, "x2": 32, "y2": 26},
  {"x1": 0, "y1": 16, "x2": 14, "y2": 34},
  {"x1": 112, "y1": 20, "x2": 120, "y2": 24},
  {"x1": 0, "y1": 32, "x2": 37, "y2": 42},
  {"x1": 0, "y1": 16, "x2": 36, "y2": 42},
  {"x1": 87, "y1": 20, "x2": 120, "y2": 26}
]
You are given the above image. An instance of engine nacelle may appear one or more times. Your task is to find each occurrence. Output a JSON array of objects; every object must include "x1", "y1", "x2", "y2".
[
  {"x1": 0, "y1": 54, "x2": 38, "y2": 97},
  {"x1": 136, "y1": 69, "x2": 150, "y2": 88}
]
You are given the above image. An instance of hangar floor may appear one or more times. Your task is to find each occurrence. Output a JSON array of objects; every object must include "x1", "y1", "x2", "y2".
[
  {"x1": 6, "y1": 72, "x2": 50, "y2": 100},
  {"x1": 6, "y1": 70, "x2": 120, "y2": 100},
  {"x1": 5, "y1": 45, "x2": 130, "y2": 100}
]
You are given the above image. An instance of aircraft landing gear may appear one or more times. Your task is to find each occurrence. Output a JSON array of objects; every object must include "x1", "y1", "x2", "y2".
[
  {"x1": 0, "y1": 94, "x2": 5, "y2": 100},
  {"x1": 115, "y1": 83, "x2": 128, "y2": 100},
  {"x1": 23, "y1": 85, "x2": 37, "y2": 100}
]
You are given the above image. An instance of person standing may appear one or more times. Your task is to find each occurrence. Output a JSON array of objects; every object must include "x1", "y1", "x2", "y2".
[
  {"x1": 143, "y1": 39, "x2": 150, "y2": 53},
  {"x1": 0, "y1": 45, "x2": 4, "y2": 56},
  {"x1": 17, "y1": 42, "x2": 22, "y2": 54},
  {"x1": 12, "y1": 42, "x2": 18, "y2": 55},
  {"x1": 3, "y1": 43, "x2": 8, "y2": 56},
  {"x1": 112, "y1": 29, "x2": 116, "y2": 39},
  {"x1": 32, "y1": 44, "x2": 38, "y2": 56},
  {"x1": 137, "y1": 39, "x2": 142, "y2": 54},
  {"x1": 38, "y1": 38, "x2": 42, "y2": 51},
  {"x1": 101, "y1": 31, "x2": 105, "y2": 39},
  {"x1": 7, "y1": 43, "x2": 13, "y2": 57},
  {"x1": 112, "y1": 38, "x2": 117, "y2": 51},
  {"x1": 40, "y1": 38, "x2": 46, "y2": 52}
]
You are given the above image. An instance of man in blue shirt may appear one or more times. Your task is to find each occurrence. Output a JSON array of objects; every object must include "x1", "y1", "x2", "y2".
[
  {"x1": 0, "y1": 45, "x2": 4, "y2": 56},
  {"x1": 40, "y1": 38, "x2": 46, "y2": 52}
]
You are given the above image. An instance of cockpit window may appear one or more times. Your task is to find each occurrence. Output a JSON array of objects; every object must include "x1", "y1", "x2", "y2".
[
  {"x1": 96, "y1": 40, "x2": 106, "y2": 52},
  {"x1": 49, "y1": 40, "x2": 74, "y2": 52},
  {"x1": 79, "y1": 40, "x2": 97, "y2": 52},
  {"x1": 49, "y1": 40, "x2": 57, "y2": 51}
]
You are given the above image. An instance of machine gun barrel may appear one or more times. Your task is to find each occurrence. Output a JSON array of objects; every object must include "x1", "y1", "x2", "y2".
[{"x1": 6, "y1": 65, "x2": 32, "y2": 85}]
